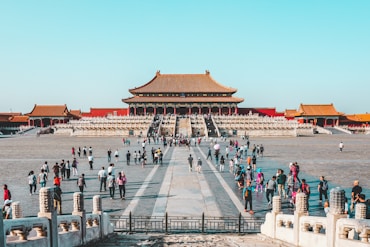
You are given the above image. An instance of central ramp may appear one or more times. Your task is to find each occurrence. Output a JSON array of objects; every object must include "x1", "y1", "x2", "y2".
[{"x1": 151, "y1": 147, "x2": 221, "y2": 217}]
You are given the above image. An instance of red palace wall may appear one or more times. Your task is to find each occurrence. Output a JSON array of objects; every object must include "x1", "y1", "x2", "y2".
[
  {"x1": 238, "y1": 108, "x2": 284, "y2": 117},
  {"x1": 82, "y1": 108, "x2": 129, "y2": 117}
]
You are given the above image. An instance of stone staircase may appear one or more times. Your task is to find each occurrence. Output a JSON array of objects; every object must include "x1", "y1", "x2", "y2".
[
  {"x1": 175, "y1": 116, "x2": 191, "y2": 137},
  {"x1": 204, "y1": 116, "x2": 218, "y2": 137}
]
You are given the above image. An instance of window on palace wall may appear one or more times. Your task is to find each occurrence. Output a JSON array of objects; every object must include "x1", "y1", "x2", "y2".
[
  {"x1": 180, "y1": 93, "x2": 185, "y2": 97},
  {"x1": 159, "y1": 94, "x2": 162, "y2": 96},
  {"x1": 223, "y1": 94, "x2": 227, "y2": 96},
  {"x1": 139, "y1": 94, "x2": 143, "y2": 96}
]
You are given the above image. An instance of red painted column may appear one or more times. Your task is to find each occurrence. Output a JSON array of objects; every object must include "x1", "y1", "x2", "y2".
[
  {"x1": 188, "y1": 107, "x2": 191, "y2": 115},
  {"x1": 134, "y1": 107, "x2": 137, "y2": 116},
  {"x1": 164, "y1": 106, "x2": 166, "y2": 115},
  {"x1": 144, "y1": 107, "x2": 147, "y2": 115},
  {"x1": 218, "y1": 107, "x2": 221, "y2": 115},
  {"x1": 228, "y1": 107, "x2": 231, "y2": 115},
  {"x1": 154, "y1": 107, "x2": 156, "y2": 115},
  {"x1": 199, "y1": 107, "x2": 201, "y2": 114},
  {"x1": 174, "y1": 107, "x2": 177, "y2": 115}
]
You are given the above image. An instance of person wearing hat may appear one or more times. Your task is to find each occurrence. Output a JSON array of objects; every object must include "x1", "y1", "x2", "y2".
[{"x1": 2, "y1": 199, "x2": 12, "y2": 219}]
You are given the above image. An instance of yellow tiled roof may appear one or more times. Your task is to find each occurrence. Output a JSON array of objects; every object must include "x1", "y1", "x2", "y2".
[
  {"x1": 345, "y1": 114, "x2": 370, "y2": 122},
  {"x1": 9, "y1": 115, "x2": 29, "y2": 122},
  {"x1": 297, "y1": 104, "x2": 342, "y2": 116},
  {"x1": 27, "y1": 104, "x2": 70, "y2": 117},
  {"x1": 129, "y1": 71, "x2": 238, "y2": 94},
  {"x1": 123, "y1": 95, "x2": 244, "y2": 104},
  {"x1": 285, "y1": 109, "x2": 299, "y2": 118}
]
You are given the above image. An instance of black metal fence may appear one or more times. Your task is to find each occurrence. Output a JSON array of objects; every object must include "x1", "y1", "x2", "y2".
[{"x1": 110, "y1": 212, "x2": 264, "y2": 234}]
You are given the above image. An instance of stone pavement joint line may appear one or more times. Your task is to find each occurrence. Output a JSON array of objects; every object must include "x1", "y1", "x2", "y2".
[
  {"x1": 122, "y1": 147, "x2": 170, "y2": 216},
  {"x1": 152, "y1": 147, "x2": 221, "y2": 217},
  {"x1": 196, "y1": 146, "x2": 250, "y2": 217}
]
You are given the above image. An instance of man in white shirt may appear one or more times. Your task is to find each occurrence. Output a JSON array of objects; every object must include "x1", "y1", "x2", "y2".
[{"x1": 98, "y1": 167, "x2": 107, "y2": 192}]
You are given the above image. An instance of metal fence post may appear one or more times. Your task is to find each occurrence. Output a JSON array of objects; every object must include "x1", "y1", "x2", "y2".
[
  {"x1": 129, "y1": 211, "x2": 132, "y2": 234},
  {"x1": 202, "y1": 212, "x2": 205, "y2": 234},
  {"x1": 165, "y1": 212, "x2": 168, "y2": 234},
  {"x1": 238, "y1": 212, "x2": 241, "y2": 234}
]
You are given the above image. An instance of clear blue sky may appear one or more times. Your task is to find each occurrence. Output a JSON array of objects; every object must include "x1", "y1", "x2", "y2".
[{"x1": 1, "y1": 1, "x2": 369, "y2": 114}]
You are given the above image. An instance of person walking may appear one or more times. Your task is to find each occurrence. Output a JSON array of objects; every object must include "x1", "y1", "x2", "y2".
[
  {"x1": 277, "y1": 169, "x2": 287, "y2": 199},
  {"x1": 126, "y1": 150, "x2": 131, "y2": 166},
  {"x1": 3, "y1": 184, "x2": 11, "y2": 201},
  {"x1": 108, "y1": 163, "x2": 116, "y2": 178},
  {"x1": 219, "y1": 155, "x2": 225, "y2": 172},
  {"x1": 114, "y1": 149, "x2": 119, "y2": 162},
  {"x1": 107, "y1": 148, "x2": 112, "y2": 162},
  {"x1": 37, "y1": 169, "x2": 48, "y2": 188},
  {"x1": 206, "y1": 147, "x2": 212, "y2": 160},
  {"x1": 41, "y1": 161, "x2": 49, "y2": 174},
  {"x1": 88, "y1": 154, "x2": 94, "y2": 170},
  {"x1": 197, "y1": 157, "x2": 202, "y2": 173},
  {"x1": 98, "y1": 167, "x2": 107, "y2": 192},
  {"x1": 60, "y1": 160, "x2": 66, "y2": 180},
  {"x1": 28, "y1": 171, "x2": 37, "y2": 195},
  {"x1": 2, "y1": 199, "x2": 12, "y2": 219},
  {"x1": 72, "y1": 158, "x2": 78, "y2": 176},
  {"x1": 65, "y1": 160, "x2": 71, "y2": 179},
  {"x1": 255, "y1": 169, "x2": 264, "y2": 192},
  {"x1": 318, "y1": 176, "x2": 329, "y2": 202},
  {"x1": 252, "y1": 155, "x2": 257, "y2": 172},
  {"x1": 77, "y1": 174, "x2": 87, "y2": 193},
  {"x1": 107, "y1": 172, "x2": 116, "y2": 199},
  {"x1": 265, "y1": 176, "x2": 277, "y2": 206},
  {"x1": 188, "y1": 154, "x2": 194, "y2": 172},
  {"x1": 339, "y1": 141, "x2": 344, "y2": 152},
  {"x1": 133, "y1": 151, "x2": 138, "y2": 165},
  {"x1": 116, "y1": 172, "x2": 127, "y2": 200},
  {"x1": 52, "y1": 162, "x2": 60, "y2": 178},
  {"x1": 243, "y1": 180, "x2": 254, "y2": 214},
  {"x1": 53, "y1": 184, "x2": 62, "y2": 215}
]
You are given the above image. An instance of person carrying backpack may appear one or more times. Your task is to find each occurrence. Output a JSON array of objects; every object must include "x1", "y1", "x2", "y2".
[
  {"x1": 318, "y1": 176, "x2": 329, "y2": 202},
  {"x1": 242, "y1": 180, "x2": 254, "y2": 214}
]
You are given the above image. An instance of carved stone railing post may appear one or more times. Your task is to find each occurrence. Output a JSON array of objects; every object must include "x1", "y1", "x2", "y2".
[
  {"x1": 12, "y1": 201, "x2": 22, "y2": 219},
  {"x1": 355, "y1": 203, "x2": 367, "y2": 219},
  {"x1": 93, "y1": 195, "x2": 103, "y2": 239},
  {"x1": 93, "y1": 195, "x2": 102, "y2": 214},
  {"x1": 270, "y1": 195, "x2": 282, "y2": 239},
  {"x1": 72, "y1": 192, "x2": 85, "y2": 245},
  {"x1": 38, "y1": 187, "x2": 58, "y2": 247},
  {"x1": 272, "y1": 196, "x2": 282, "y2": 214},
  {"x1": 327, "y1": 187, "x2": 347, "y2": 247},
  {"x1": 293, "y1": 193, "x2": 307, "y2": 246}
]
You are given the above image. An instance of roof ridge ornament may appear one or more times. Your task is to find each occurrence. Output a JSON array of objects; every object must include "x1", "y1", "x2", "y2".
[
  {"x1": 205, "y1": 70, "x2": 210, "y2": 75},
  {"x1": 156, "y1": 70, "x2": 161, "y2": 76}
]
